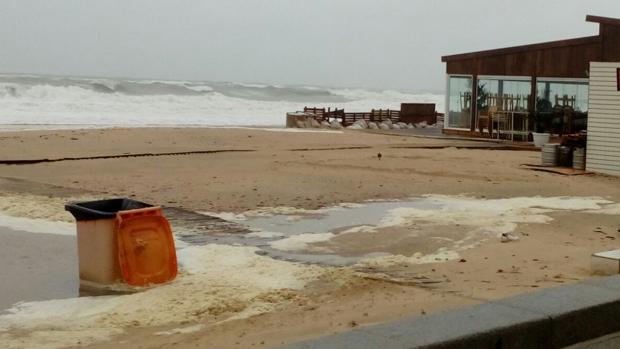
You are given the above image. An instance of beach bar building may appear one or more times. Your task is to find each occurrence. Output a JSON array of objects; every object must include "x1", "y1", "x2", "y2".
[{"x1": 440, "y1": 15, "x2": 620, "y2": 142}]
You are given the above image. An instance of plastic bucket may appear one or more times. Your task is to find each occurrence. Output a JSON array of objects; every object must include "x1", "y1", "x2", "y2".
[
  {"x1": 541, "y1": 143, "x2": 559, "y2": 166},
  {"x1": 533, "y1": 132, "x2": 551, "y2": 148},
  {"x1": 558, "y1": 146, "x2": 573, "y2": 167},
  {"x1": 573, "y1": 148, "x2": 586, "y2": 170}
]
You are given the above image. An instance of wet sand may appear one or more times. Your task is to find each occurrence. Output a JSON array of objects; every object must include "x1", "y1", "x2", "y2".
[
  {"x1": 0, "y1": 127, "x2": 619, "y2": 349},
  {"x1": 0, "y1": 128, "x2": 618, "y2": 213},
  {"x1": 0, "y1": 227, "x2": 78, "y2": 311}
]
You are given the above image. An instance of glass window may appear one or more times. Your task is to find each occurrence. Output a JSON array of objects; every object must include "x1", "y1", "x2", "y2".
[
  {"x1": 448, "y1": 76, "x2": 472, "y2": 129},
  {"x1": 476, "y1": 78, "x2": 530, "y2": 133},
  {"x1": 536, "y1": 81, "x2": 588, "y2": 134},
  {"x1": 536, "y1": 81, "x2": 588, "y2": 112}
]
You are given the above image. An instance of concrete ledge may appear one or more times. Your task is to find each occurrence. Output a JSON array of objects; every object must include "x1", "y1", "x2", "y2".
[
  {"x1": 498, "y1": 282, "x2": 620, "y2": 348},
  {"x1": 278, "y1": 276, "x2": 620, "y2": 349}
]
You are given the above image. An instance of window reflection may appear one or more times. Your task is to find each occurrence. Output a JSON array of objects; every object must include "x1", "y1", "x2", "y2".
[
  {"x1": 536, "y1": 81, "x2": 588, "y2": 112},
  {"x1": 448, "y1": 76, "x2": 472, "y2": 129},
  {"x1": 536, "y1": 81, "x2": 588, "y2": 134},
  {"x1": 476, "y1": 78, "x2": 530, "y2": 134}
]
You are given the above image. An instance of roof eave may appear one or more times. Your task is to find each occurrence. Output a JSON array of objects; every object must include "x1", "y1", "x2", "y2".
[
  {"x1": 441, "y1": 35, "x2": 601, "y2": 63},
  {"x1": 586, "y1": 15, "x2": 620, "y2": 26}
]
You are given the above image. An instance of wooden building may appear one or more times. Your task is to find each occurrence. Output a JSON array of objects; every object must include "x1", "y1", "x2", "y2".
[{"x1": 440, "y1": 15, "x2": 620, "y2": 140}]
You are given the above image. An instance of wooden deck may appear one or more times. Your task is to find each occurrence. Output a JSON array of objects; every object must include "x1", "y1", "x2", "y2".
[{"x1": 304, "y1": 107, "x2": 443, "y2": 127}]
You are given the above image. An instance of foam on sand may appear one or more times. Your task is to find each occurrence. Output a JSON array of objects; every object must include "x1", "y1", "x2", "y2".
[
  {"x1": 0, "y1": 192, "x2": 92, "y2": 223},
  {"x1": 379, "y1": 195, "x2": 613, "y2": 235},
  {"x1": 225, "y1": 127, "x2": 343, "y2": 134},
  {"x1": 235, "y1": 195, "x2": 617, "y2": 267},
  {"x1": 0, "y1": 244, "x2": 332, "y2": 349},
  {"x1": 0, "y1": 213, "x2": 75, "y2": 236},
  {"x1": 357, "y1": 248, "x2": 461, "y2": 268},
  {"x1": 269, "y1": 232, "x2": 336, "y2": 252},
  {"x1": 357, "y1": 195, "x2": 616, "y2": 267},
  {"x1": 0, "y1": 192, "x2": 96, "y2": 235}
]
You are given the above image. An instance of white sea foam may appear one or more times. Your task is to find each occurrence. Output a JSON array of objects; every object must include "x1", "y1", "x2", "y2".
[
  {"x1": 0, "y1": 244, "x2": 330, "y2": 348},
  {"x1": 0, "y1": 213, "x2": 75, "y2": 236},
  {"x1": 269, "y1": 233, "x2": 335, "y2": 252},
  {"x1": 245, "y1": 230, "x2": 286, "y2": 239},
  {"x1": 357, "y1": 248, "x2": 461, "y2": 268},
  {"x1": 381, "y1": 196, "x2": 611, "y2": 232},
  {"x1": 0, "y1": 74, "x2": 444, "y2": 129}
]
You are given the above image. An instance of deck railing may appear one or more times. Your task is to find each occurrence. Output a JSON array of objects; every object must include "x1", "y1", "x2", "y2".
[{"x1": 303, "y1": 107, "x2": 401, "y2": 127}]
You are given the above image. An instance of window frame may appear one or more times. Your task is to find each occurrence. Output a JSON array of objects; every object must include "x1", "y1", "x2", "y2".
[{"x1": 445, "y1": 74, "x2": 474, "y2": 130}]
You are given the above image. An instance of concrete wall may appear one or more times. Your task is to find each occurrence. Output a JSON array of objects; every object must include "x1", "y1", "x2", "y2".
[{"x1": 587, "y1": 62, "x2": 620, "y2": 176}]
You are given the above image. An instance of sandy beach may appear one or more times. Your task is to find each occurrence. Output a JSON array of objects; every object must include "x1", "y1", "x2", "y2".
[{"x1": 1, "y1": 127, "x2": 619, "y2": 349}]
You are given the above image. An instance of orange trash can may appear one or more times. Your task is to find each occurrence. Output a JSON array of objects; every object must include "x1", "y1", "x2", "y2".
[{"x1": 66, "y1": 199, "x2": 177, "y2": 288}]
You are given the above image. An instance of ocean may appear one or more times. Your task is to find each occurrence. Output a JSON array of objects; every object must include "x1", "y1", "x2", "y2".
[{"x1": 0, "y1": 74, "x2": 444, "y2": 130}]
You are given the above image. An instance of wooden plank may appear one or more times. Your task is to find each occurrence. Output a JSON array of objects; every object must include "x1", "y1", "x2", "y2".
[
  {"x1": 589, "y1": 81, "x2": 620, "y2": 88},
  {"x1": 587, "y1": 149, "x2": 620, "y2": 160},
  {"x1": 590, "y1": 62, "x2": 620, "y2": 68},
  {"x1": 590, "y1": 70, "x2": 620, "y2": 75},
  {"x1": 588, "y1": 144, "x2": 620, "y2": 150},
  {"x1": 588, "y1": 115, "x2": 620, "y2": 127},
  {"x1": 588, "y1": 125, "x2": 620, "y2": 133},
  {"x1": 587, "y1": 155, "x2": 620, "y2": 163},
  {"x1": 520, "y1": 164, "x2": 593, "y2": 176},
  {"x1": 588, "y1": 122, "x2": 620, "y2": 130},
  {"x1": 587, "y1": 157, "x2": 620, "y2": 166},
  {"x1": 590, "y1": 108, "x2": 620, "y2": 114},
  {"x1": 586, "y1": 151, "x2": 620, "y2": 160},
  {"x1": 442, "y1": 36, "x2": 600, "y2": 62},
  {"x1": 590, "y1": 89, "x2": 620, "y2": 94},
  {"x1": 588, "y1": 161, "x2": 620, "y2": 169},
  {"x1": 588, "y1": 124, "x2": 620, "y2": 131},
  {"x1": 588, "y1": 108, "x2": 620, "y2": 115},
  {"x1": 587, "y1": 162, "x2": 620, "y2": 170},
  {"x1": 589, "y1": 95, "x2": 620, "y2": 101},
  {"x1": 587, "y1": 133, "x2": 620, "y2": 140},
  {"x1": 588, "y1": 141, "x2": 620, "y2": 149}
]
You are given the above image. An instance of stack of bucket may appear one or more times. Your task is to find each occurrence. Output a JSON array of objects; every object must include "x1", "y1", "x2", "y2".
[
  {"x1": 541, "y1": 143, "x2": 559, "y2": 166},
  {"x1": 573, "y1": 148, "x2": 586, "y2": 170},
  {"x1": 557, "y1": 146, "x2": 574, "y2": 167},
  {"x1": 66, "y1": 198, "x2": 177, "y2": 292}
]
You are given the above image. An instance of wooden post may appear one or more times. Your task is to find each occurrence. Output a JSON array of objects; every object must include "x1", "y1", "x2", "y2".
[
  {"x1": 529, "y1": 76, "x2": 537, "y2": 133},
  {"x1": 470, "y1": 75, "x2": 478, "y2": 132}
]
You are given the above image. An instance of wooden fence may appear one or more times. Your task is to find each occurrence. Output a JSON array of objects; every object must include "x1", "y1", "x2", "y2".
[{"x1": 304, "y1": 107, "x2": 401, "y2": 127}]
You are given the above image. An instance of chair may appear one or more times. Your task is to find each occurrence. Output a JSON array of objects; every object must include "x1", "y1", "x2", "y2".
[{"x1": 488, "y1": 106, "x2": 504, "y2": 138}]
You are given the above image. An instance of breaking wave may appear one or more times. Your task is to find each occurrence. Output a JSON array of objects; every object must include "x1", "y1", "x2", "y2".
[{"x1": 0, "y1": 74, "x2": 444, "y2": 129}]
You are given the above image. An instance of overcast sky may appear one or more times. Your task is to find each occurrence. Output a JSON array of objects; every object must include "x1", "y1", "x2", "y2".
[{"x1": 1, "y1": 0, "x2": 619, "y2": 92}]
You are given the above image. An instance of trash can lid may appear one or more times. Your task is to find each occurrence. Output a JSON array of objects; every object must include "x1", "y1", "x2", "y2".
[
  {"x1": 116, "y1": 207, "x2": 177, "y2": 286},
  {"x1": 65, "y1": 198, "x2": 152, "y2": 221}
]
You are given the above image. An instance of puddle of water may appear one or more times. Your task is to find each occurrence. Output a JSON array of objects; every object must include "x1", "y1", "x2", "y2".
[
  {"x1": 171, "y1": 199, "x2": 447, "y2": 266},
  {"x1": 0, "y1": 226, "x2": 79, "y2": 312},
  {"x1": 180, "y1": 195, "x2": 617, "y2": 267},
  {"x1": 240, "y1": 199, "x2": 442, "y2": 236}
]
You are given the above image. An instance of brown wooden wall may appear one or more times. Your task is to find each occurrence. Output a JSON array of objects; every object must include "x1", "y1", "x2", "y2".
[
  {"x1": 445, "y1": 39, "x2": 602, "y2": 78},
  {"x1": 602, "y1": 24, "x2": 620, "y2": 61}
]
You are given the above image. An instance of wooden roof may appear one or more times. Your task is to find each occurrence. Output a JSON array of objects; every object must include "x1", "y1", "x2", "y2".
[
  {"x1": 586, "y1": 15, "x2": 620, "y2": 26},
  {"x1": 441, "y1": 15, "x2": 620, "y2": 78},
  {"x1": 441, "y1": 36, "x2": 600, "y2": 63}
]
